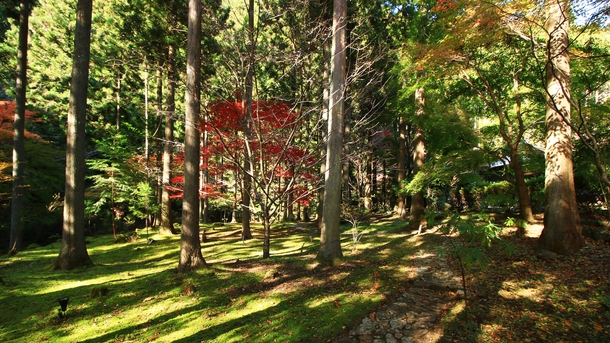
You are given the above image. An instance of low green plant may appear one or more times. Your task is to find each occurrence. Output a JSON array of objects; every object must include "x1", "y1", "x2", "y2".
[{"x1": 438, "y1": 212, "x2": 505, "y2": 320}]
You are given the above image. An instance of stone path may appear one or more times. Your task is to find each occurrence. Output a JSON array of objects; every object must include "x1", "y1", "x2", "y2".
[{"x1": 335, "y1": 240, "x2": 463, "y2": 343}]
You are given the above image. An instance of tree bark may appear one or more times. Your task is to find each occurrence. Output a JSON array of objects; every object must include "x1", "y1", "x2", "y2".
[
  {"x1": 179, "y1": 0, "x2": 206, "y2": 272},
  {"x1": 262, "y1": 206, "x2": 271, "y2": 258},
  {"x1": 160, "y1": 43, "x2": 177, "y2": 235},
  {"x1": 317, "y1": 38, "x2": 331, "y2": 230},
  {"x1": 395, "y1": 114, "x2": 407, "y2": 219},
  {"x1": 409, "y1": 88, "x2": 425, "y2": 231},
  {"x1": 363, "y1": 148, "x2": 372, "y2": 210},
  {"x1": 508, "y1": 145, "x2": 535, "y2": 222},
  {"x1": 538, "y1": 0, "x2": 584, "y2": 255},
  {"x1": 241, "y1": 0, "x2": 256, "y2": 241},
  {"x1": 55, "y1": 0, "x2": 93, "y2": 270},
  {"x1": 9, "y1": 0, "x2": 29, "y2": 255},
  {"x1": 318, "y1": 0, "x2": 346, "y2": 263}
]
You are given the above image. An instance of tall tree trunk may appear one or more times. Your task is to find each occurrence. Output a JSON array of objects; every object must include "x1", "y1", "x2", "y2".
[
  {"x1": 318, "y1": 0, "x2": 346, "y2": 263},
  {"x1": 395, "y1": 115, "x2": 407, "y2": 218},
  {"x1": 409, "y1": 87, "x2": 425, "y2": 231},
  {"x1": 508, "y1": 146, "x2": 534, "y2": 222},
  {"x1": 317, "y1": 39, "x2": 331, "y2": 230},
  {"x1": 201, "y1": 130, "x2": 209, "y2": 224},
  {"x1": 342, "y1": 107, "x2": 350, "y2": 202},
  {"x1": 538, "y1": 0, "x2": 584, "y2": 255},
  {"x1": 160, "y1": 43, "x2": 177, "y2": 235},
  {"x1": 9, "y1": 0, "x2": 29, "y2": 255},
  {"x1": 179, "y1": 0, "x2": 206, "y2": 272},
  {"x1": 231, "y1": 170, "x2": 238, "y2": 223},
  {"x1": 363, "y1": 148, "x2": 372, "y2": 210},
  {"x1": 55, "y1": 0, "x2": 93, "y2": 270},
  {"x1": 241, "y1": 0, "x2": 256, "y2": 241},
  {"x1": 153, "y1": 60, "x2": 164, "y2": 227}
]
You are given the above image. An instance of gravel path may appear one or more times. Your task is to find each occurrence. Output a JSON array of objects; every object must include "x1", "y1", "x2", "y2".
[{"x1": 335, "y1": 239, "x2": 464, "y2": 343}]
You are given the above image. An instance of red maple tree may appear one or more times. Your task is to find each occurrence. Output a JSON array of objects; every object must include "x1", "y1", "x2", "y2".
[{"x1": 0, "y1": 100, "x2": 41, "y2": 143}]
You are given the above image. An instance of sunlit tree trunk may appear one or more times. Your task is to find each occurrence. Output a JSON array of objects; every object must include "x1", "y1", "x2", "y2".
[
  {"x1": 160, "y1": 43, "x2": 177, "y2": 235},
  {"x1": 55, "y1": 0, "x2": 93, "y2": 270},
  {"x1": 9, "y1": 0, "x2": 29, "y2": 255},
  {"x1": 318, "y1": 0, "x2": 346, "y2": 263},
  {"x1": 538, "y1": 0, "x2": 584, "y2": 254},
  {"x1": 409, "y1": 87, "x2": 425, "y2": 231},
  {"x1": 179, "y1": 0, "x2": 206, "y2": 272}
]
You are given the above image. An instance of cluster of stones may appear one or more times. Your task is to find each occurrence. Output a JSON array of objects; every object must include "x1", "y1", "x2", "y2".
[{"x1": 336, "y1": 246, "x2": 463, "y2": 343}]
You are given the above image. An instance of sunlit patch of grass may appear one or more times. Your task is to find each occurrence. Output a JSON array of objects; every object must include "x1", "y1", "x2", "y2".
[{"x1": 0, "y1": 217, "x2": 421, "y2": 343}]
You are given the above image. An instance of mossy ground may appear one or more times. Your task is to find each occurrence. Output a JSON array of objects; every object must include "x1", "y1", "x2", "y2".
[{"x1": 0, "y1": 216, "x2": 416, "y2": 343}]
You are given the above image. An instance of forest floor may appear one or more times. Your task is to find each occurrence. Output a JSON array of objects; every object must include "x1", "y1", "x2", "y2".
[
  {"x1": 0, "y1": 213, "x2": 608, "y2": 342},
  {"x1": 416, "y1": 213, "x2": 610, "y2": 342},
  {"x1": 331, "y1": 212, "x2": 610, "y2": 342}
]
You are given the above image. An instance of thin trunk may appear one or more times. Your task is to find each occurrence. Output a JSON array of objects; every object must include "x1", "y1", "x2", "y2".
[
  {"x1": 409, "y1": 87, "x2": 425, "y2": 231},
  {"x1": 144, "y1": 62, "x2": 150, "y2": 170},
  {"x1": 538, "y1": 0, "x2": 584, "y2": 255},
  {"x1": 318, "y1": 0, "x2": 346, "y2": 263},
  {"x1": 116, "y1": 77, "x2": 121, "y2": 130},
  {"x1": 262, "y1": 207, "x2": 271, "y2": 258},
  {"x1": 342, "y1": 108, "x2": 350, "y2": 202},
  {"x1": 160, "y1": 44, "x2": 177, "y2": 235},
  {"x1": 9, "y1": 0, "x2": 29, "y2": 254},
  {"x1": 153, "y1": 61, "x2": 164, "y2": 227},
  {"x1": 395, "y1": 115, "x2": 407, "y2": 218},
  {"x1": 317, "y1": 38, "x2": 331, "y2": 230},
  {"x1": 201, "y1": 129, "x2": 209, "y2": 224},
  {"x1": 241, "y1": 0, "x2": 256, "y2": 241},
  {"x1": 363, "y1": 149, "x2": 372, "y2": 210},
  {"x1": 179, "y1": 0, "x2": 206, "y2": 272},
  {"x1": 231, "y1": 170, "x2": 238, "y2": 223},
  {"x1": 508, "y1": 147, "x2": 534, "y2": 222},
  {"x1": 55, "y1": 0, "x2": 93, "y2": 270}
]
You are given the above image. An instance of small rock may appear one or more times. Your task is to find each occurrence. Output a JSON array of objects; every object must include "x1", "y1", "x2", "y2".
[
  {"x1": 390, "y1": 319, "x2": 407, "y2": 330},
  {"x1": 537, "y1": 250, "x2": 558, "y2": 261},
  {"x1": 385, "y1": 333, "x2": 398, "y2": 343}
]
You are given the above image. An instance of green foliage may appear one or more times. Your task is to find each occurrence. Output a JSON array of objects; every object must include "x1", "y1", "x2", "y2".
[
  {"x1": 504, "y1": 216, "x2": 527, "y2": 230},
  {"x1": 0, "y1": 139, "x2": 64, "y2": 242},
  {"x1": 129, "y1": 182, "x2": 159, "y2": 222},
  {"x1": 86, "y1": 130, "x2": 151, "y2": 231},
  {"x1": 470, "y1": 180, "x2": 518, "y2": 211}
]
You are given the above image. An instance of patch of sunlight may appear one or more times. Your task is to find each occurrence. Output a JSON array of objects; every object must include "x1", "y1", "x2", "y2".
[
  {"x1": 233, "y1": 296, "x2": 279, "y2": 319},
  {"x1": 329, "y1": 271, "x2": 350, "y2": 282},
  {"x1": 151, "y1": 313, "x2": 205, "y2": 343},
  {"x1": 306, "y1": 294, "x2": 335, "y2": 309},
  {"x1": 498, "y1": 280, "x2": 552, "y2": 302},
  {"x1": 479, "y1": 323, "x2": 504, "y2": 339},
  {"x1": 31, "y1": 264, "x2": 173, "y2": 296},
  {"x1": 442, "y1": 301, "x2": 465, "y2": 325},
  {"x1": 65, "y1": 296, "x2": 188, "y2": 342}
]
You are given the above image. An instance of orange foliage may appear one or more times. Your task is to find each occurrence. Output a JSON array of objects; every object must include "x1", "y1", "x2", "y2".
[{"x1": 0, "y1": 100, "x2": 42, "y2": 143}]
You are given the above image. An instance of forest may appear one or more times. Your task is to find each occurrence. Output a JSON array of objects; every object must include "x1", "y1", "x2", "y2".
[{"x1": 0, "y1": 0, "x2": 609, "y2": 342}]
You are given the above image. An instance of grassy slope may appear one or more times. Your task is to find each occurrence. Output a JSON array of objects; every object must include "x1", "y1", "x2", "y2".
[{"x1": 0, "y1": 217, "x2": 416, "y2": 343}]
